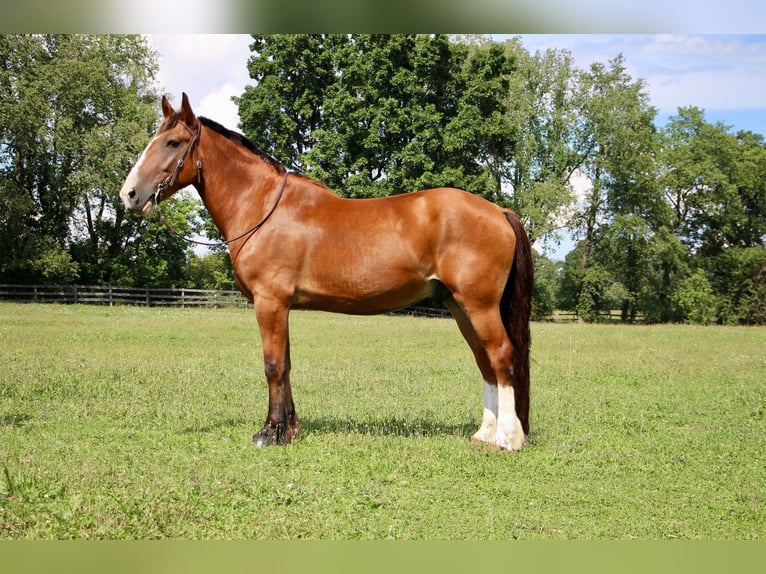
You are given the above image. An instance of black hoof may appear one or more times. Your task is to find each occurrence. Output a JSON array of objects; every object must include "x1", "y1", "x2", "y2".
[
  {"x1": 252, "y1": 422, "x2": 293, "y2": 447},
  {"x1": 252, "y1": 432, "x2": 273, "y2": 448},
  {"x1": 252, "y1": 425, "x2": 281, "y2": 447},
  {"x1": 252, "y1": 416, "x2": 300, "y2": 447}
]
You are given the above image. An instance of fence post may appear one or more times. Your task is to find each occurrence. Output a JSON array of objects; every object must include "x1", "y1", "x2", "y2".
[{"x1": 145, "y1": 288, "x2": 150, "y2": 307}]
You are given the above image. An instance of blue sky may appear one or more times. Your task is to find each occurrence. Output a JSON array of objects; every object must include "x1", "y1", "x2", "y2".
[
  {"x1": 149, "y1": 34, "x2": 766, "y2": 258},
  {"x1": 514, "y1": 34, "x2": 766, "y2": 136}
]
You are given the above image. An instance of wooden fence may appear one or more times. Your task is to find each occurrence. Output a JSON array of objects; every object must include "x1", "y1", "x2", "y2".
[
  {"x1": 553, "y1": 309, "x2": 643, "y2": 323},
  {"x1": 0, "y1": 284, "x2": 251, "y2": 308},
  {"x1": 0, "y1": 284, "x2": 452, "y2": 317}
]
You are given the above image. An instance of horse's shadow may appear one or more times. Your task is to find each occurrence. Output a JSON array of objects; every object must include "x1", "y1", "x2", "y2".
[
  {"x1": 301, "y1": 416, "x2": 475, "y2": 439},
  {"x1": 0, "y1": 413, "x2": 32, "y2": 428},
  {"x1": 183, "y1": 416, "x2": 476, "y2": 439}
]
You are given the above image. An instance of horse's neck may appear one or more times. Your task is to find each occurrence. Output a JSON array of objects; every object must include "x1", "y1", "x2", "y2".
[{"x1": 196, "y1": 131, "x2": 285, "y2": 240}]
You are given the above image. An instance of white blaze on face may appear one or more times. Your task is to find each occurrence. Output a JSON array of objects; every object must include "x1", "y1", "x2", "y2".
[{"x1": 119, "y1": 136, "x2": 158, "y2": 210}]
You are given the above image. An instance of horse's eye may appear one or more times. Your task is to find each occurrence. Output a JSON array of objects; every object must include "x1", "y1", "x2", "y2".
[{"x1": 167, "y1": 139, "x2": 180, "y2": 148}]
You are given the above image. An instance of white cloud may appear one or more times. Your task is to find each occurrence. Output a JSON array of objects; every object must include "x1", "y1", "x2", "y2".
[
  {"x1": 649, "y1": 69, "x2": 766, "y2": 111},
  {"x1": 147, "y1": 34, "x2": 252, "y2": 128},
  {"x1": 640, "y1": 35, "x2": 766, "y2": 111},
  {"x1": 197, "y1": 83, "x2": 243, "y2": 130},
  {"x1": 515, "y1": 34, "x2": 766, "y2": 115}
]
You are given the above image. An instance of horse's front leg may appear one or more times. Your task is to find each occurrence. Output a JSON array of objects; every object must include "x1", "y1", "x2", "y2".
[{"x1": 251, "y1": 300, "x2": 300, "y2": 447}]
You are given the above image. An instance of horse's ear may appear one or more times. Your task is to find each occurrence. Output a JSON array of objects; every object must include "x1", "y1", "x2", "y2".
[
  {"x1": 180, "y1": 92, "x2": 197, "y2": 127},
  {"x1": 161, "y1": 95, "x2": 174, "y2": 119}
]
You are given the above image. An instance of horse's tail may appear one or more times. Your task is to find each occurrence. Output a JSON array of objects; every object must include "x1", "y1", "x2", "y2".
[{"x1": 501, "y1": 210, "x2": 533, "y2": 435}]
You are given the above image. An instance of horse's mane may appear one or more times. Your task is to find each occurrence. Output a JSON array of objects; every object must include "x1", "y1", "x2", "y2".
[
  {"x1": 198, "y1": 116, "x2": 285, "y2": 174},
  {"x1": 197, "y1": 116, "x2": 333, "y2": 192}
]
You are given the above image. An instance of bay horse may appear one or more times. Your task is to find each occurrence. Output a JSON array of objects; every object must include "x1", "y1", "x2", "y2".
[{"x1": 119, "y1": 94, "x2": 533, "y2": 451}]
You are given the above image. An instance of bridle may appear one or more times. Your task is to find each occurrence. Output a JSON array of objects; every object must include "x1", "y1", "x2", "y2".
[
  {"x1": 152, "y1": 121, "x2": 288, "y2": 251},
  {"x1": 155, "y1": 120, "x2": 202, "y2": 199}
]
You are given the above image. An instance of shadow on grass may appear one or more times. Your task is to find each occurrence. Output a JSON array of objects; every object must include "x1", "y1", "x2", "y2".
[
  {"x1": 182, "y1": 418, "x2": 250, "y2": 434},
  {"x1": 301, "y1": 416, "x2": 476, "y2": 439},
  {"x1": 183, "y1": 416, "x2": 476, "y2": 439},
  {"x1": 0, "y1": 413, "x2": 32, "y2": 428}
]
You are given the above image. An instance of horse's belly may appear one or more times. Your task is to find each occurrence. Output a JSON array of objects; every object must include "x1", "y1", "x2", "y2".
[{"x1": 291, "y1": 275, "x2": 444, "y2": 315}]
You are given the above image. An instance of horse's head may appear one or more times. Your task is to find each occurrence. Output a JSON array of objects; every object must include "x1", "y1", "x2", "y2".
[{"x1": 119, "y1": 93, "x2": 201, "y2": 215}]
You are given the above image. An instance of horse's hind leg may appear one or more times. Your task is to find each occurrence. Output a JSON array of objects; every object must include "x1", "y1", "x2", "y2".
[
  {"x1": 252, "y1": 300, "x2": 300, "y2": 447},
  {"x1": 446, "y1": 296, "x2": 524, "y2": 451},
  {"x1": 444, "y1": 297, "x2": 497, "y2": 443}
]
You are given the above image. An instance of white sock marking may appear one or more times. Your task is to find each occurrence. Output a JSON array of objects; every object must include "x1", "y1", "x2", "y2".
[
  {"x1": 472, "y1": 380, "x2": 498, "y2": 443},
  {"x1": 494, "y1": 384, "x2": 524, "y2": 451}
]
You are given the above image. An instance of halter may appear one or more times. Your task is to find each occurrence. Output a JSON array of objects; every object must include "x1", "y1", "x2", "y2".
[
  {"x1": 154, "y1": 120, "x2": 202, "y2": 202},
  {"x1": 152, "y1": 121, "x2": 289, "y2": 250}
]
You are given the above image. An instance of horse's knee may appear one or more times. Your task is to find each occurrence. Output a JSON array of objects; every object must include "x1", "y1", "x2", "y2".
[{"x1": 264, "y1": 357, "x2": 282, "y2": 382}]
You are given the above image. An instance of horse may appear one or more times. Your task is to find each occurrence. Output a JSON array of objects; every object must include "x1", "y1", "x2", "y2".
[{"x1": 119, "y1": 93, "x2": 533, "y2": 451}]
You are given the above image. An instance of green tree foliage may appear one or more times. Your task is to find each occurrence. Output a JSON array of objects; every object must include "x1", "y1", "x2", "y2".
[
  {"x1": 672, "y1": 268, "x2": 718, "y2": 325},
  {"x1": 0, "y1": 34, "x2": 199, "y2": 287},
  {"x1": 239, "y1": 34, "x2": 506, "y2": 200},
  {"x1": 658, "y1": 108, "x2": 766, "y2": 324},
  {"x1": 110, "y1": 192, "x2": 204, "y2": 288},
  {"x1": 502, "y1": 43, "x2": 591, "y2": 242},
  {"x1": 563, "y1": 56, "x2": 663, "y2": 321},
  {"x1": 531, "y1": 252, "x2": 559, "y2": 321},
  {"x1": 185, "y1": 251, "x2": 237, "y2": 291}
]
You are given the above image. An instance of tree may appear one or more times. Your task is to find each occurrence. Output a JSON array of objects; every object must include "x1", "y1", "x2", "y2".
[
  {"x1": 672, "y1": 268, "x2": 718, "y2": 325},
  {"x1": 107, "y1": 192, "x2": 204, "y2": 288},
  {"x1": 240, "y1": 35, "x2": 530, "y2": 200},
  {"x1": 236, "y1": 34, "x2": 345, "y2": 174},
  {"x1": 547, "y1": 55, "x2": 661, "y2": 322},
  {"x1": 185, "y1": 251, "x2": 237, "y2": 291},
  {"x1": 531, "y1": 252, "x2": 559, "y2": 320},
  {"x1": 501, "y1": 43, "x2": 588, "y2": 243},
  {"x1": 305, "y1": 34, "x2": 471, "y2": 197},
  {"x1": 0, "y1": 34, "x2": 171, "y2": 285},
  {"x1": 571, "y1": 55, "x2": 659, "y2": 271},
  {"x1": 659, "y1": 108, "x2": 766, "y2": 324}
]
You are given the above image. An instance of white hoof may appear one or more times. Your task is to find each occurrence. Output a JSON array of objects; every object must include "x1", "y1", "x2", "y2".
[
  {"x1": 472, "y1": 426, "x2": 495, "y2": 444},
  {"x1": 493, "y1": 420, "x2": 525, "y2": 451}
]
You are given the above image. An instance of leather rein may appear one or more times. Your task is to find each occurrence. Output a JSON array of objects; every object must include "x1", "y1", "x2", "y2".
[{"x1": 153, "y1": 121, "x2": 288, "y2": 250}]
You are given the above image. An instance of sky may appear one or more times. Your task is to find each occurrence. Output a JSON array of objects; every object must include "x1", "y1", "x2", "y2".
[
  {"x1": 148, "y1": 34, "x2": 766, "y2": 135},
  {"x1": 147, "y1": 34, "x2": 766, "y2": 258}
]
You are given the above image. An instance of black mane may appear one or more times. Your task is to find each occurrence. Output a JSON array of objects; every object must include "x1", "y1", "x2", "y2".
[{"x1": 198, "y1": 116, "x2": 285, "y2": 173}]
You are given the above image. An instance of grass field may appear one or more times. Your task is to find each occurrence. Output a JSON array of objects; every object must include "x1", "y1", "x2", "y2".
[{"x1": 1, "y1": 302, "x2": 764, "y2": 539}]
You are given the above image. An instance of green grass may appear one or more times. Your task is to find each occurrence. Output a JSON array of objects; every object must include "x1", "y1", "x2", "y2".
[{"x1": 1, "y1": 303, "x2": 764, "y2": 539}]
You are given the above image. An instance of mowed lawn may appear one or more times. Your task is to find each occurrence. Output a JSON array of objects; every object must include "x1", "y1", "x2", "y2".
[{"x1": 0, "y1": 302, "x2": 764, "y2": 539}]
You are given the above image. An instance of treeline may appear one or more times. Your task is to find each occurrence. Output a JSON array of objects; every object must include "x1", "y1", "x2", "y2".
[
  {"x1": 238, "y1": 35, "x2": 766, "y2": 325},
  {"x1": 1, "y1": 35, "x2": 764, "y2": 324}
]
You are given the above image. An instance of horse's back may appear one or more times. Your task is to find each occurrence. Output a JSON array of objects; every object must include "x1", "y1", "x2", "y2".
[
  {"x1": 343, "y1": 186, "x2": 512, "y2": 237},
  {"x1": 243, "y1": 183, "x2": 517, "y2": 313},
  {"x1": 300, "y1": 185, "x2": 516, "y2": 273},
  {"x1": 328, "y1": 186, "x2": 518, "y2": 299}
]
